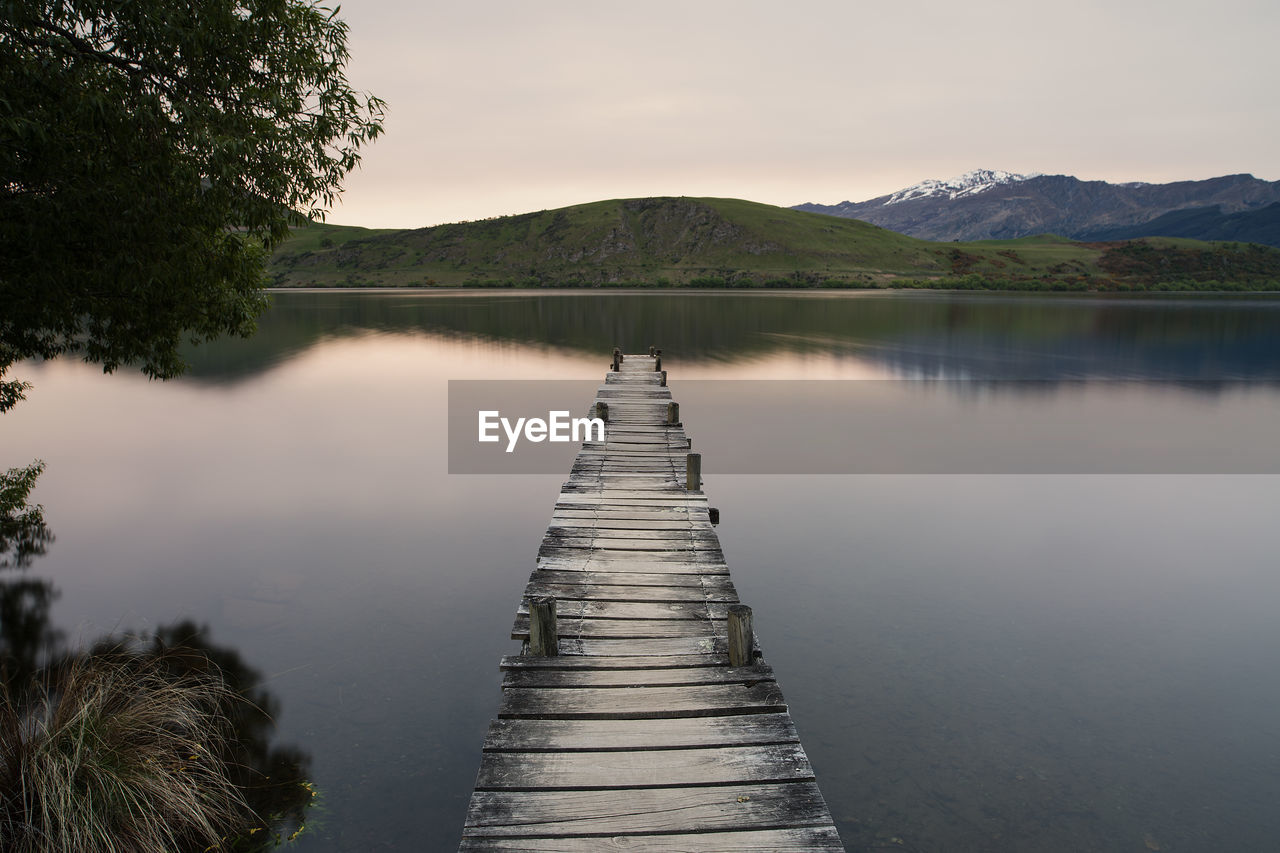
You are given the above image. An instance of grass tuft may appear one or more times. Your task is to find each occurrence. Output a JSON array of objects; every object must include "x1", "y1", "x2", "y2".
[{"x1": 0, "y1": 649, "x2": 254, "y2": 852}]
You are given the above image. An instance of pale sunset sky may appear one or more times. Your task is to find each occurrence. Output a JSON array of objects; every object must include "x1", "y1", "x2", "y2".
[{"x1": 328, "y1": 0, "x2": 1279, "y2": 229}]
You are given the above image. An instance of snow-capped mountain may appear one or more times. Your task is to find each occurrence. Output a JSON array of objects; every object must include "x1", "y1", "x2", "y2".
[
  {"x1": 793, "y1": 172, "x2": 1280, "y2": 244},
  {"x1": 883, "y1": 169, "x2": 1038, "y2": 206}
]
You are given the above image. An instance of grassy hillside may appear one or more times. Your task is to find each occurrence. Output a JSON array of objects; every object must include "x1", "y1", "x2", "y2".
[{"x1": 268, "y1": 197, "x2": 1280, "y2": 291}]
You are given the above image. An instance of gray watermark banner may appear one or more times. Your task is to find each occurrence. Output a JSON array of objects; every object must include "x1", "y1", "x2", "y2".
[{"x1": 448, "y1": 379, "x2": 1280, "y2": 474}]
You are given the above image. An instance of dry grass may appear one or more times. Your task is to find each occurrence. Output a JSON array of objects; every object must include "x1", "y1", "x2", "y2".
[{"x1": 0, "y1": 649, "x2": 254, "y2": 852}]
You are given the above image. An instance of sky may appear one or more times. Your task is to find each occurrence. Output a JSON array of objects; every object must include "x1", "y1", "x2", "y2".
[{"x1": 327, "y1": 0, "x2": 1280, "y2": 229}]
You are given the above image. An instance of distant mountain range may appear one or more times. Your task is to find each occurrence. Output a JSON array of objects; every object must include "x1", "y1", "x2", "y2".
[{"x1": 794, "y1": 171, "x2": 1280, "y2": 246}]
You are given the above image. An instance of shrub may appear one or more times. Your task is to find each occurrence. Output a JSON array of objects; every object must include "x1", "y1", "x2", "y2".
[{"x1": 0, "y1": 649, "x2": 254, "y2": 852}]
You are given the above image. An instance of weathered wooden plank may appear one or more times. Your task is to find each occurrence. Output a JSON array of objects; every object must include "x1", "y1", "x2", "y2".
[
  {"x1": 568, "y1": 471, "x2": 691, "y2": 479},
  {"x1": 560, "y1": 482, "x2": 691, "y2": 490},
  {"x1": 553, "y1": 637, "x2": 732, "y2": 657},
  {"x1": 501, "y1": 664, "x2": 773, "y2": 689},
  {"x1": 550, "y1": 511, "x2": 709, "y2": 524},
  {"x1": 576, "y1": 445, "x2": 682, "y2": 452},
  {"x1": 572, "y1": 451, "x2": 690, "y2": 459},
  {"x1": 572, "y1": 452, "x2": 684, "y2": 458},
  {"x1": 522, "y1": 583, "x2": 737, "y2": 604},
  {"x1": 535, "y1": 558, "x2": 729, "y2": 575},
  {"x1": 512, "y1": 615, "x2": 725, "y2": 640},
  {"x1": 558, "y1": 491, "x2": 702, "y2": 501},
  {"x1": 534, "y1": 566, "x2": 728, "y2": 580},
  {"x1": 463, "y1": 781, "x2": 834, "y2": 837},
  {"x1": 567, "y1": 465, "x2": 681, "y2": 473},
  {"x1": 567, "y1": 468, "x2": 680, "y2": 475},
  {"x1": 573, "y1": 467, "x2": 683, "y2": 474},
  {"x1": 548, "y1": 519, "x2": 705, "y2": 531},
  {"x1": 553, "y1": 499, "x2": 704, "y2": 508},
  {"x1": 537, "y1": 549, "x2": 723, "y2": 561},
  {"x1": 540, "y1": 537, "x2": 722, "y2": 552},
  {"x1": 459, "y1": 825, "x2": 845, "y2": 851},
  {"x1": 565, "y1": 480, "x2": 681, "y2": 488},
  {"x1": 500, "y1": 653, "x2": 731, "y2": 671},
  {"x1": 576, "y1": 446, "x2": 680, "y2": 451},
  {"x1": 542, "y1": 522, "x2": 716, "y2": 535},
  {"x1": 558, "y1": 484, "x2": 706, "y2": 491},
  {"x1": 475, "y1": 743, "x2": 813, "y2": 790},
  {"x1": 546, "y1": 522, "x2": 715, "y2": 534},
  {"x1": 527, "y1": 569, "x2": 735, "y2": 590},
  {"x1": 480, "y1": 712, "x2": 799, "y2": 750},
  {"x1": 517, "y1": 600, "x2": 731, "y2": 620},
  {"x1": 590, "y1": 402, "x2": 674, "y2": 408},
  {"x1": 498, "y1": 682, "x2": 786, "y2": 719}
]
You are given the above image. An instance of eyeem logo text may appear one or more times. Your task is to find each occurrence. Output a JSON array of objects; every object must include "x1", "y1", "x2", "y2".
[{"x1": 478, "y1": 410, "x2": 605, "y2": 453}]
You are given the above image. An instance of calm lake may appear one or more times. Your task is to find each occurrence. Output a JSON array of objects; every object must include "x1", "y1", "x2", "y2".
[{"x1": 6, "y1": 289, "x2": 1280, "y2": 852}]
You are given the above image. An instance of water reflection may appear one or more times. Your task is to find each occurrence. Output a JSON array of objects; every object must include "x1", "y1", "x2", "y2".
[
  {"x1": 0, "y1": 576, "x2": 62, "y2": 690},
  {"x1": 183, "y1": 290, "x2": 1280, "y2": 382},
  {"x1": 98, "y1": 621, "x2": 316, "y2": 850},
  {"x1": 0, "y1": 508, "x2": 313, "y2": 850},
  {"x1": 11, "y1": 291, "x2": 1280, "y2": 851}
]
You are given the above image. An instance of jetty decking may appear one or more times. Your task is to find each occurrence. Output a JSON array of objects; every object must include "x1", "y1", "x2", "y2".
[{"x1": 460, "y1": 352, "x2": 844, "y2": 852}]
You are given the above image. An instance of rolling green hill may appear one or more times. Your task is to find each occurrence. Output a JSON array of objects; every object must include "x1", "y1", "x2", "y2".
[{"x1": 269, "y1": 197, "x2": 1280, "y2": 291}]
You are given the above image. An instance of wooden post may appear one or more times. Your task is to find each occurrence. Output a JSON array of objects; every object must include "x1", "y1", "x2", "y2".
[
  {"x1": 648, "y1": 345, "x2": 655, "y2": 356},
  {"x1": 727, "y1": 604, "x2": 754, "y2": 667},
  {"x1": 685, "y1": 452, "x2": 701, "y2": 491},
  {"x1": 529, "y1": 596, "x2": 558, "y2": 656},
  {"x1": 654, "y1": 356, "x2": 661, "y2": 371},
  {"x1": 659, "y1": 370, "x2": 667, "y2": 387},
  {"x1": 595, "y1": 401, "x2": 609, "y2": 422},
  {"x1": 709, "y1": 507, "x2": 720, "y2": 525},
  {"x1": 611, "y1": 349, "x2": 621, "y2": 371},
  {"x1": 666, "y1": 401, "x2": 680, "y2": 425}
]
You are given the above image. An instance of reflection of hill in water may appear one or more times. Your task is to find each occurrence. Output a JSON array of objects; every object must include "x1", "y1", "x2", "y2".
[{"x1": 181, "y1": 290, "x2": 1280, "y2": 382}]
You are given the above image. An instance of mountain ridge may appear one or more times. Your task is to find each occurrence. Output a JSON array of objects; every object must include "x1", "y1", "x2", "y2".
[{"x1": 794, "y1": 172, "x2": 1280, "y2": 245}]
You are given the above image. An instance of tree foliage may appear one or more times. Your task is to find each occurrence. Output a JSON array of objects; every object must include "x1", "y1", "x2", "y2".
[
  {"x1": 0, "y1": 461, "x2": 51, "y2": 570},
  {"x1": 0, "y1": 0, "x2": 385, "y2": 378}
]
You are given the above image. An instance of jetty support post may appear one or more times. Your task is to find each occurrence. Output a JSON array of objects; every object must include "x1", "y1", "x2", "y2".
[
  {"x1": 529, "y1": 596, "x2": 559, "y2": 656},
  {"x1": 595, "y1": 401, "x2": 609, "y2": 422},
  {"x1": 709, "y1": 507, "x2": 720, "y2": 525},
  {"x1": 666, "y1": 401, "x2": 680, "y2": 425},
  {"x1": 686, "y1": 452, "x2": 701, "y2": 491},
  {"x1": 727, "y1": 604, "x2": 754, "y2": 667},
  {"x1": 654, "y1": 355, "x2": 662, "y2": 371},
  {"x1": 659, "y1": 370, "x2": 667, "y2": 387},
  {"x1": 611, "y1": 348, "x2": 621, "y2": 371}
]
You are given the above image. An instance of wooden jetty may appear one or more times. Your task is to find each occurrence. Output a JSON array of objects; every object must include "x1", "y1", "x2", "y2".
[{"x1": 460, "y1": 351, "x2": 844, "y2": 852}]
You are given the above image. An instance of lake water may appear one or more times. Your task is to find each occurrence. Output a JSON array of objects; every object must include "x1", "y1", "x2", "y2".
[{"x1": 6, "y1": 290, "x2": 1280, "y2": 852}]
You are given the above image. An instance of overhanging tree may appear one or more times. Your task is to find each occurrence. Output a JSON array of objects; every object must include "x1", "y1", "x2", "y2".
[{"x1": 0, "y1": 0, "x2": 385, "y2": 379}]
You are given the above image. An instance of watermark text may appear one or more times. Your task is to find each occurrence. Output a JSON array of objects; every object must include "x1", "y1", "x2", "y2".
[{"x1": 478, "y1": 410, "x2": 605, "y2": 452}]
